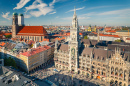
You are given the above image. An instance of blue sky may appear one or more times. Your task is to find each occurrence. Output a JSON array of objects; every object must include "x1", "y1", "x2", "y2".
[{"x1": 0, "y1": 0, "x2": 130, "y2": 26}]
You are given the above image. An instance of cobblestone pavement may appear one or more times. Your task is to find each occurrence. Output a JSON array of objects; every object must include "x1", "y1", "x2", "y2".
[{"x1": 30, "y1": 63, "x2": 109, "y2": 86}]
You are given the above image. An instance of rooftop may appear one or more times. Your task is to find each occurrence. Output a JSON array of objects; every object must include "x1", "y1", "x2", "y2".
[
  {"x1": 13, "y1": 12, "x2": 18, "y2": 16},
  {"x1": 100, "y1": 34, "x2": 120, "y2": 38},
  {"x1": 17, "y1": 26, "x2": 48, "y2": 36},
  {"x1": 0, "y1": 66, "x2": 37, "y2": 86},
  {"x1": 19, "y1": 14, "x2": 23, "y2": 16},
  {"x1": 21, "y1": 45, "x2": 51, "y2": 57},
  {"x1": 116, "y1": 30, "x2": 130, "y2": 32}
]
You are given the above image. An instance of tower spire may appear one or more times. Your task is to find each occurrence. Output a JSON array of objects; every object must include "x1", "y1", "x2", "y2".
[
  {"x1": 72, "y1": 6, "x2": 78, "y2": 28},
  {"x1": 74, "y1": 6, "x2": 76, "y2": 16}
]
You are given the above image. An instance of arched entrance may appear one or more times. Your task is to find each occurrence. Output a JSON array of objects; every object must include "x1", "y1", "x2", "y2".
[
  {"x1": 71, "y1": 69, "x2": 74, "y2": 73},
  {"x1": 110, "y1": 79, "x2": 114, "y2": 85},
  {"x1": 78, "y1": 70, "x2": 80, "y2": 74},
  {"x1": 119, "y1": 82, "x2": 122, "y2": 86},
  {"x1": 115, "y1": 80, "x2": 118, "y2": 86}
]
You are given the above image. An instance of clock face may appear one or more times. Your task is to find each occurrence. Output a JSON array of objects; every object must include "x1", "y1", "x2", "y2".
[{"x1": 71, "y1": 48, "x2": 75, "y2": 56}]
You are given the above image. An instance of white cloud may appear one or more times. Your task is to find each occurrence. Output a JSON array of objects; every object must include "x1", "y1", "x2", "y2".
[
  {"x1": 61, "y1": 16, "x2": 90, "y2": 20},
  {"x1": 98, "y1": 8, "x2": 130, "y2": 15},
  {"x1": 13, "y1": 0, "x2": 30, "y2": 10},
  {"x1": 2, "y1": 12, "x2": 11, "y2": 20},
  {"x1": 78, "y1": 16, "x2": 90, "y2": 19},
  {"x1": 1, "y1": 21, "x2": 7, "y2": 23},
  {"x1": 49, "y1": 11, "x2": 56, "y2": 14},
  {"x1": 49, "y1": 0, "x2": 64, "y2": 6},
  {"x1": 66, "y1": 6, "x2": 85, "y2": 13},
  {"x1": 86, "y1": 6, "x2": 113, "y2": 10},
  {"x1": 25, "y1": 0, "x2": 47, "y2": 12},
  {"x1": 56, "y1": 16, "x2": 59, "y2": 18},
  {"x1": 49, "y1": 0, "x2": 56, "y2": 6},
  {"x1": 81, "y1": 12, "x2": 95, "y2": 16},
  {"x1": 24, "y1": 0, "x2": 58, "y2": 17},
  {"x1": 13, "y1": 0, "x2": 64, "y2": 18},
  {"x1": 24, "y1": 14, "x2": 31, "y2": 18},
  {"x1": 61, "y1": 17, "x2": 72, "y2": 20}
]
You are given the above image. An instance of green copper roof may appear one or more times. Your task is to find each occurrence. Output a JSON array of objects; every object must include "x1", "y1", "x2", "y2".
[
  {"x1": 13, "y1": 12, "x2": 18, "y2": 15},
  {"x1": 19, "y1": 14, "x2": 23, "y2": 16}
]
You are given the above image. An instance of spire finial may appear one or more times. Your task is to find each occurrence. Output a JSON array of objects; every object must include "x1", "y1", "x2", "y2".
[{"x1": 74, "y1": 6, "x2": 76, "y2": 15}]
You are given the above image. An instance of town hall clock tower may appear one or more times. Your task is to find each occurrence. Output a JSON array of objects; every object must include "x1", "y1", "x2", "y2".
[{"x1": 69, "y1": 7, "x2": 80, "y2": 73}]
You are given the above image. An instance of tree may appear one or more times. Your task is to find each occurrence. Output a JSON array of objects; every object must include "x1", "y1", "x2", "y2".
[
  {"x1": 5, "y1": 34, "x2": 12, "y2": 38},
  {"x1": 4, "y1": 57, "x2": 17, "y2": 69},
  {"x1": 84, "y1": 35, "x2": 88, "y2": 39},
  {"x1": 115, "y1": 39, "x2": 121, "y2": 42}
]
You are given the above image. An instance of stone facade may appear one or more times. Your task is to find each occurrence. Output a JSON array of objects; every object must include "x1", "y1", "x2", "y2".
[
  {"x1": 12, "y1": 13, "x2": 48, "y2": 42},
  {"x1": 54, "y1": 8, "x2": 130, "y2": 86}
]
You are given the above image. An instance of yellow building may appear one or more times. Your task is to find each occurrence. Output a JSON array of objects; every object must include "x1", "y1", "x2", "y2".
[
  {"x1": 87, "y1": 25, "x2": 92, "y2": 32},
  {"x1": 92, "y1": 25, "x2": 97, "y2": 32},
  {"x1": 19, "y1": 45, "x2": 52, "y2": 73}
]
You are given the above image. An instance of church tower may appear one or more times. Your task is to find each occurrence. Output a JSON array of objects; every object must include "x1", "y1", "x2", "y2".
[
  {"x1": 12, "y1": 12, "x2": 18, "y2": 38},
  {"x1": 69, "y1": 7, "x2": 79, "y2": 73},
  {"x1": 18, "y1": 14, "x2": 24, "y2": 26}
]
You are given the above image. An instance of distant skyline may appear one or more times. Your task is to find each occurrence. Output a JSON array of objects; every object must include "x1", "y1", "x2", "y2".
[{"x1": 0, "y1": 0, "x2": 130, "y2": 26}]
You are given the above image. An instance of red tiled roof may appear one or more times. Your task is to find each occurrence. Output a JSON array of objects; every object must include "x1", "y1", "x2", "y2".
[
  {"x1": 17, "y1": 26, "x2": 48, "y2": 36},
  {"x1": 0, "y1": 32, "x2": 12, "y2": 35},
  {"x1": 42, "y1": 38, "x2": 49, "y2": 42},
  {"x1": 55, "y1": 37, "x2": 65, "y2": 40},
  {"x1": 79, "y1": 33, "x2": 83, "y2": 35},
  {"x1": 4, "y1": 33, "x2": 12, "y2": 35},
  {"x1": 126, "y1": 38, "x2": 130, "y2": 40},
  {"x1": 91, "y1": 32, "x2": 119, "y2": 38},
  {"x1": 100, "y1": 34, "x2": 120, "y2": 38},
  {"x1": 105, "y1": 27, "x2": 111, "y2": 31},
  {"x1": 106, "y1": 30, "x2": 116, "y2": 33},
  {"x1": 0, "y1": 42, "x2": 6, "y2": 46},
  {"x1": 21, "y1": 45, "x2": 51, "y2": 57}
]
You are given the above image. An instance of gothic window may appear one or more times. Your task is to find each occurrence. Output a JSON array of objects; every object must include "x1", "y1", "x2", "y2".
[
  {"x1": 37, "y1": 37, "x2": 39, "y2": 41},
  {"x1": 41, "y1": 36, "x2": 42, "y2": 40},
  {"x1": 115, "y1": 68, "x2": 118, "y2": 75}
]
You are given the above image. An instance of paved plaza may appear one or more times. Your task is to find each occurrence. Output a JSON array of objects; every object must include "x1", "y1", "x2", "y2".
[{"x1": 28, "y1": 62, "x2": 109, "y2": 86}]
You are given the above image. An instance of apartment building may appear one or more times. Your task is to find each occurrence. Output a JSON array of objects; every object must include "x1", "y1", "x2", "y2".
[{"x1": 19, "y1": 45, "x2": 52, "y2": 73}]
